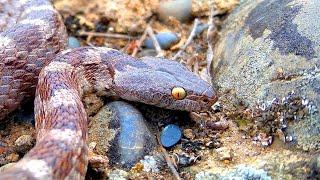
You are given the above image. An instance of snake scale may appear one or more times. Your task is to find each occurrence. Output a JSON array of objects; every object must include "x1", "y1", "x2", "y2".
[{"x1": 0, "y1": 0, "x2": 217, "y2": 179}]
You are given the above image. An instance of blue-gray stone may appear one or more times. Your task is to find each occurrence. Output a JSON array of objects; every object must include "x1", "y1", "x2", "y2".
[
  {"x1": 107, "y1": 101, "x2": 156, "y2": 169},
  {"x1": 195, "y1": 23, "x2": 209, "y2": 36},
  {"x1": 160, "y1": 124, "x2": 182, "y2": 148},
  {"x1": 68, "y1": 36, "x2": 81, "y2": 48},
  {"x1": 144, "y1": 32, "x2": 180, "y2": 50}
]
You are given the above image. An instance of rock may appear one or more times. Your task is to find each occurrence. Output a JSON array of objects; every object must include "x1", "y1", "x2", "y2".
[
  {"x1": 195, "y1": 23, "x2": 209, "y2": 36},
  {"x1": 220, "y1": 165, "x2": 271, "y2": 180},
  {"x1": 68, "y1": 36, "x2": 81, "y2": 48},
  {"x1": 175, "y1": 153, "x2": 199, "y2": 167},
  {"x1": 212, "y1": 0, "x2": 320, "y2": 150},
  {"x1": 195, "y1": 171, "x2": 218, "y2": 180},
  {"x1": 144, "y1": 32, "x2": 180, "y2": 50},
  {"x1": 108, "y1": 169, "x2": 129, "y2": 180},
  {"x1": 14, "y1": 135, "x2": 35, "y2": 154},
  {"x1": 157, "y1": 0, "x2": 192, "y2": 22},
  {"x1": 89, "y1": 101, "x2": 156, "y2": 169},
  {"x1": 5, "y1": 153, "x2": 19, "y2": 163},
  {"x1": 160, "y1": 124, "x2": 182, "y2": 148},
  {"x1": 183, "y1": 128, "x2": 195, "y2": 139},
  {"x1": 140, "y1": 155, "x2": 164, "y2": 173},
  {"x1": 215, "y1": 147, "x2": 233, "y2": 161}
]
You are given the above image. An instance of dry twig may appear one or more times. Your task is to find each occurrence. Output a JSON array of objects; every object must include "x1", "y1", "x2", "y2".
[
  {"x1": 146, "y1": 25, "x2": 165, "y2": 57},
  {"x1": 206, "y1": 8, "x2": 219, "y2": 77},
  {"x1": 78, "y1": 31, "x2": 138, "y2": 40},
  {"x1": 131, "y1": 28, "x2": 149, "y2": 57},
  {"x1": 131, "y1": 18, "x2": 155, "y2": 57},
  {"x1": 156, "y1": 129, "x2": 182, "y2": 180},
  {"x1": 173, "y1": 18, "x2": 200, "y2": 61},
  {"x1": 186, "y1": 55, "x2": 201, "y2": 75}
]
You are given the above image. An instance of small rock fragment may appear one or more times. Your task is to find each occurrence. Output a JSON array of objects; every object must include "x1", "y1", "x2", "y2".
[
  {"x1": 195, "y1": 23, "x2": 209, "y2": 36},
  {"x1": 140, "y1": 155, "x2": 164, "y2": 173},
  {"x1": 183, "y1": 128, "x2": 195, "y2": 139},
  {"x1": 130, "y1": 162, "x2": 144, "y2": 173},
  {"x1": 206, "y1": 120, "x2": 229, "y2": 130},
  {"x1": 5, "y1": 153, "x2": 19, "y2": 162},
  {"x1": 88, "y1": 153, "x2": 109, "y2": 171},
  {"x1": 195, "y1": 171, "x2": 218, "y2": 180},
  {"x1": 175, "y1": 153, "x2": 200, "y2": 167},
  {"x1": 160, "y1": 124, "x2": 182, "y2": 148},
  {"x1": 144, "y1": 32, "x2": 180, "y2": 50},
  {"x1": 108, "y1": 169, "x2": 129, "y2": 180},
  {"x1": 220, "y1": 165, "x2": 271, "y2": 180},
  {"x1": 215, "y1": 147, "x2": 233, "y2": 161},
  {"x1": 14, "y1": 135, "x2": 35, "y2": 154}
]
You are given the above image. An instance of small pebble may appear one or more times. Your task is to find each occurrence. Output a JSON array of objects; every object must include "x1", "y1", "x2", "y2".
[
  {"x1": 215, "y1": 147, "x2": 233, "y2": 161},
  {"x1": 140, "y1": 155, "x2": 164, "y2": 173},
  {"x1": 183, "y1": 128, "x2": 195, "y2": 139},
  {"x1": 160, "y1": 124, "x2": 182, "y2": 148},
  {"x1": 6, "y1": 153, "x2": 19, "y2": 162},
  {"x1": 14, "y1": 134, "x2": 35, "y2": 154},
  {"x1": 157, "y1": 0, "x2": 192, "y2": 22},
  {"x1": 195, "y1": 23, "x2": 209, "y2": 36},
  {"x1": 144, "y1": 32, "x2": 180, "y2": 50},
  {"x1": 108, "y1": 169, "x2": 129, "y2": 180},
  {"x1": 68, "y1": 36, "x2": 81, "y2": 48},
  {"x1": 195, "y1": 171, "x2": 218, "y2": 180},
  {"x1": 175, "y1": 153, "x2": 199, "y2": 167}
]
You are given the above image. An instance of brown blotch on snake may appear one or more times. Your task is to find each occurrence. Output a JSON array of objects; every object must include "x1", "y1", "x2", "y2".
[{"x1": 0, "y1": 0, "x2": 217, "y2": 179}]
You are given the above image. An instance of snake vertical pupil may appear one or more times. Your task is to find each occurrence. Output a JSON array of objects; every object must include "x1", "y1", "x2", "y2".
[{"x1": 172, "y1": 87, "x2": 186, "y2": 100}]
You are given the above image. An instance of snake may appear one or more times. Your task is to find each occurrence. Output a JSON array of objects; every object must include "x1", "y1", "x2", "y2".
[{"x1": 0, "y1": 0, "x2": 217, "y2": 179}]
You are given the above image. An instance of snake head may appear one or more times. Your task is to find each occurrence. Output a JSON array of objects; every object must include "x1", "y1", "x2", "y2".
[{"x1": 112, "y1": 56, "x2": 218, "y2": 112}]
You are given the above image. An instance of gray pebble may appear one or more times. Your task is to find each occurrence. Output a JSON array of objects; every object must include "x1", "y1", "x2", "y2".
[
  {"x1": 195, "y1": 23, "x2": 209, "y2": 36},
  {"x1": 68, "y1": 36, "x2": 81, "y2": 48},
  {"x1": 144, "y1": 32, "x2": 180, "y2": 50}
]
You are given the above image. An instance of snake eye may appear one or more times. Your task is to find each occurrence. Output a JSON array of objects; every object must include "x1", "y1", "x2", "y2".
[{"x1": 171, "y1": 87, "x2": 187, "y2": 100}]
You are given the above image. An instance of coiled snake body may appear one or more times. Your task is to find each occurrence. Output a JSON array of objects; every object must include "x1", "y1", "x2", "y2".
[{"x1": 0, "y1": 0, "x2": 217, "y2": 179}]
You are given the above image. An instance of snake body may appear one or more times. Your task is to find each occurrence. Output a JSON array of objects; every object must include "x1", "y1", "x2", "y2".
[{"x1": 0, "y1": 0, "x2": 217, "y2": 179}]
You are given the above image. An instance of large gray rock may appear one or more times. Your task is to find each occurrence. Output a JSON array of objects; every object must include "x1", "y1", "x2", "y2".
[
  {"x1": 212, "y1": 0, "x2": 319, "y2": 150},
  {"x1": 89, "y1": 101, "x2": 156, "y2": 169}
]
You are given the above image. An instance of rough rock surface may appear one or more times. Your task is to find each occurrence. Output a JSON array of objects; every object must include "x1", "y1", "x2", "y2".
[{"x1": 212, "y1": 0, "x2": 320, "y2": 150}]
